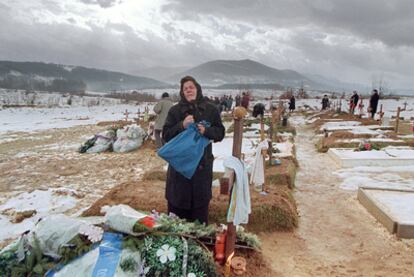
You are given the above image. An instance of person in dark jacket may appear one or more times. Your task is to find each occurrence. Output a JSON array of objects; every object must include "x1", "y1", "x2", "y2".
[
  {"x1": 162, "y1": 76, "x2": 225, "y2": 224},
  {"x1": 369, "y1": 89, "x2": 380, "y2": 119},
  {"x1": 241, "y1": 92, "x2": 250, "y2": 109},
  {"x1": 235, "y1": 94, "x2": 241, "y2": 107},
  {"x1": 321, "y1": 95, "x2": 329, "y2": 110},
  {"x1": 252, "y1": 103, "x2": 265, "y2": 118},
  {"x1": 289, "y1": 95, "x2": 296, "y2": 112},
  {"x1": 350, "y1": 91, "x2": 359, "y2": 114}
]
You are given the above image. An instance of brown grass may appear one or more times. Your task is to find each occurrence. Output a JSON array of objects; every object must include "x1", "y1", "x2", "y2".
[{"x1": 265, "y1": 158, "x2": 297, "y2": 188}]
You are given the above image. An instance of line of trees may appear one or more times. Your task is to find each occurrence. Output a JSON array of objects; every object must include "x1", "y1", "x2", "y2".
[{"x1": 0, "y1": 75, "x2": 86, "y2": 93}]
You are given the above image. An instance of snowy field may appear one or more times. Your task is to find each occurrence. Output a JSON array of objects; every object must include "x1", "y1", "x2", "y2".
[{"x1": 0, "y1": 104, "x2": 154, "y2": 134}]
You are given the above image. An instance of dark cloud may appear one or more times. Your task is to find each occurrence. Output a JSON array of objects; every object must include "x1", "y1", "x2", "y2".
[
  {"x1": 164, "y1": 0, "x2": 414, "y2": 47},
  {"x1": 1, "y1": 0, "x2": 414, "y2": 89}
]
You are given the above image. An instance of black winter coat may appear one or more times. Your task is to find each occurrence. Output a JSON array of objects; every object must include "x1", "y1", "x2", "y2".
[
  {"x1": 162, "y1": 88, "x2": 225, "y2": 209},
  {"x1": 370, "y1": 93, "x2": 380, "y2": 113}
]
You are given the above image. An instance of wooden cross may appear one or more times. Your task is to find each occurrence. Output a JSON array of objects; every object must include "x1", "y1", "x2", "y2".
[
  {"x1": 260, "y1": 116, "x2": 268, "y2": 193},
  {"x1": 378, "y1": 104, "x2": 384, "y2": 125},
  {"x1": 219, "y1": 107, "x2": 246, "y2": 268},
  {"x1": 123, "y1": 109, "x2": 130, "y2": 122},
  {"x1": 395, "y1": 107, "x2": 401, "y2": 134}
]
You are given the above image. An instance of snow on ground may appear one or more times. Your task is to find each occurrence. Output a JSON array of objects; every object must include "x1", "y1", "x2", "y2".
[
  {"x1": 212, "y1": 137, "x2": 257, "y2": 172},
  {"x1": 0, "y1": 188, "x2": 78, "y2": 241},
  {"x1": 336, "y1": 138, "x2": 404, "y2": 143},
  {"x1": 0, "y1": 104, "x2": 154, "y2": 134},
  {"x1": 295, "y1": 97, "x2": 414, "y2": 120},
  {"x1": 330, "y1": 145, "x2": 414, "y2": 191},
  {"x1": 331, "y1": 147, "x2": 414, "y2": 159},
  {"x1": 273, "y1": 142, "x2": 294, "y2": 158},
  {"x1": 366, "y1": 190, "x2": 414, "y2": 224},
  {"x1": 321, "y1": 121, "x2": 361, "y2": 130}
]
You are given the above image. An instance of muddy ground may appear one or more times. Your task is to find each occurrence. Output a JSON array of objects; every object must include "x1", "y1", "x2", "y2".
[
  {"x1": 0, "y1": 124, "x2": 164, "y2": 218},
  {"x1": 260, "y1": 123, "x2": 414, "y2": 277}
]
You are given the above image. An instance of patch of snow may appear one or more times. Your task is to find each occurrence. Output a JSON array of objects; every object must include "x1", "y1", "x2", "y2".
[{"x1": 0, "y1": 188, "x2": 78, "y2": 242}]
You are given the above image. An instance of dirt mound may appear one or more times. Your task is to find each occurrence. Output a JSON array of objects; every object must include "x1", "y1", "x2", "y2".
[
  {"x1": 265, "y1": 158, "x2": 297, "y2": 188},
  {"x1": 329, "y1": 131, "x2": 373, "y2": 139},
  {"x1": 312, "y1": 111, "x2": 378, "y2": 130},
  {"x1": 82, "y1": 179, "x2": 298, "y2": 233}
]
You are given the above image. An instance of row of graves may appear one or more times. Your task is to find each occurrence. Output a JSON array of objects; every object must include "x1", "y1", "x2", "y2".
[
  {"x1": 305, "y1": 100, "x2": 414, "y2": 239},
  {"x1": 0, "y1": 102, "x2": 298, "y2": 276}
]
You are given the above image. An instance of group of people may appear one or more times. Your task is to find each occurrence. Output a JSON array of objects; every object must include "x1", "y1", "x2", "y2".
[
  {"x1": 204, "y1": 92, "x2": 251, "y2": 113},
  {"x1": 348, "y1": 89, "x2": 380, "y2": 118},
  {"x1": 321, "y1": 89, "x2": 380, "y2": 119}
]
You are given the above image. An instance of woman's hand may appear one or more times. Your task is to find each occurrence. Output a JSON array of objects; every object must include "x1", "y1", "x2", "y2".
[
  {"x1": 197, "y1": 123, "x2": 205, "y2": 135},
  {"x1": 183, "y1": 115, "x2": 194, "y2": 129}
]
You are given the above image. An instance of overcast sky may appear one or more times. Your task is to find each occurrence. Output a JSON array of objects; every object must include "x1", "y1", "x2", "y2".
[{"x1": 1, "y1": 0, "x2": 414, "y2": 89}]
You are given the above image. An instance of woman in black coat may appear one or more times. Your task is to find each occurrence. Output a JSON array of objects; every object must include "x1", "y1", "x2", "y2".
[
  {"x1": 369, "y1": 89, "x2": 380, "y2": 119},
  {"x1": 162, "y1": 76, "x2": 225, "y2": 224},
  {"x1": 289, "y1": 95, "x2": 296, "y2": 112}
]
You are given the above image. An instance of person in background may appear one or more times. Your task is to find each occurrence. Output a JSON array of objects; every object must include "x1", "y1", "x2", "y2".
[
  {"x1": 350, "y1": 91, "x2": 359, "y2": 114},
  {"x1": 241, "y1": 92, "x2": 250, "y2": 109},
  {"x1": 369, "y1": 89, "x2": 380, "y2": 119},
  {"x1": 153, "y1": 92, "x2": 173, "y2": 149},
  {"x1": 235, "y1": 94, "x2": 241, "y2": 107},
  {"x1": 227, "y1": 95, "x2": 233, "y2": 111},
  {"x1": 289, "y1": 95, "x2": 296, "y2": 112},
  {"x1": 162, "y1": 76, "x2": 225, "y2": 224},
  {"x1": 322, "y1": 95, "x2": 330, "y2": 110}
]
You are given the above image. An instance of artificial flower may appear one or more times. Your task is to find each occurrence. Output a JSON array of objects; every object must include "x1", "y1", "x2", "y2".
[{"x1": 156, "y1": 244, "x2": 176, "y2": 264}]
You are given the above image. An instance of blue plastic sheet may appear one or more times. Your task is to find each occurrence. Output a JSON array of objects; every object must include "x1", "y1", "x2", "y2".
[
  {"x1": 91, "y1": 232, "x2": 123, "y2": 277},
  {"x1": 158, "y1": 122, "x2": 211, "y2": 179}
]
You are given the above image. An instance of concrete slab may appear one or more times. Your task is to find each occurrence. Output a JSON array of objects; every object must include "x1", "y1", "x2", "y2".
[
  {"x1": 328, "y1": 148, "x2": 414, "y2": 168},
  {"x1": 358, "y1": 187, "x2": 414, "y2": 238}
]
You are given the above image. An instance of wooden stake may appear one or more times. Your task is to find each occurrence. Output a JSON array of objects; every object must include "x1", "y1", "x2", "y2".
[
  {"x1": 378, "y1": 104, "x2": 384, "y2": 125},
  {"x1": 395, "y1": 107, "x2": 401, "y2": 134},
  {"x1": 259, "y1": 116, "x2": 268, "y2": 193},
  {"x1": 123, "y1": 109, "x2": 130, "y2": 122},
  {"x1": 224, "y1": 117, "x2": 243, "y2": 264}
]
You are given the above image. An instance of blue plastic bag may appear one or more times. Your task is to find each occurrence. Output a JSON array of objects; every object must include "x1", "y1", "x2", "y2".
[{"x1": 158, "y1": 122, "x2": 211, "y2": 179}]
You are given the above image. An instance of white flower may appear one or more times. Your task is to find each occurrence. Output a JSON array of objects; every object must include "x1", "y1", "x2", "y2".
[
  {"x1": 187, "y1": 273, "x2": 196, "y2": 277},
  {"x1": 156, "y1": 244, "x2": 176, "y2": 264}
]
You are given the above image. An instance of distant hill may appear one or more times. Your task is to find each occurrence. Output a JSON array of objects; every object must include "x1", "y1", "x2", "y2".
[
  {"x1": 213, "y1": 83, "x2": 285, "y2": 90},
  {"x1": 130, "y1": 65, "x2": 190, "y2": 83},
  {"x1": 0, "y1": 61, "x2": 168, "y2": 92},
  {"x1": 168, "y1": 59, "x2": 319, "y2": 88}
]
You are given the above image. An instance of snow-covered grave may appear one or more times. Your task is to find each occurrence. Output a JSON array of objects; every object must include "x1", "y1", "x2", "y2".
[
  {"x1": 212, "y1": 137, "x2": 257, "y2": 172},
  {"x1": 320, "y1": 121, "x2": 394, "y2": 133},
  {"x1": 358, "y1": 187, "x2": 414, "y2": 238},
  {"x1": 336, "y1": 138, "x2": 404, "y2": 143},
  {"x1": 328, "y1": 147, "x2": 414, "y2": 168}
]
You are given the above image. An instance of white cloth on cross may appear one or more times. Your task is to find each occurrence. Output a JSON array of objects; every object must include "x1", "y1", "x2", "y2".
[
  {"x1": 250, "y1": 139, "x2": 269, "y2": 188},
  {"x1": 224, "y1": 156, "x2": 251, "y2": 225}
]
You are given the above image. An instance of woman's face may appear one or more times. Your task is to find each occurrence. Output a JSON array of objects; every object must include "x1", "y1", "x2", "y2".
[{"x1": 183, "y1": 81, "x2": 197, "y2": 102}]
